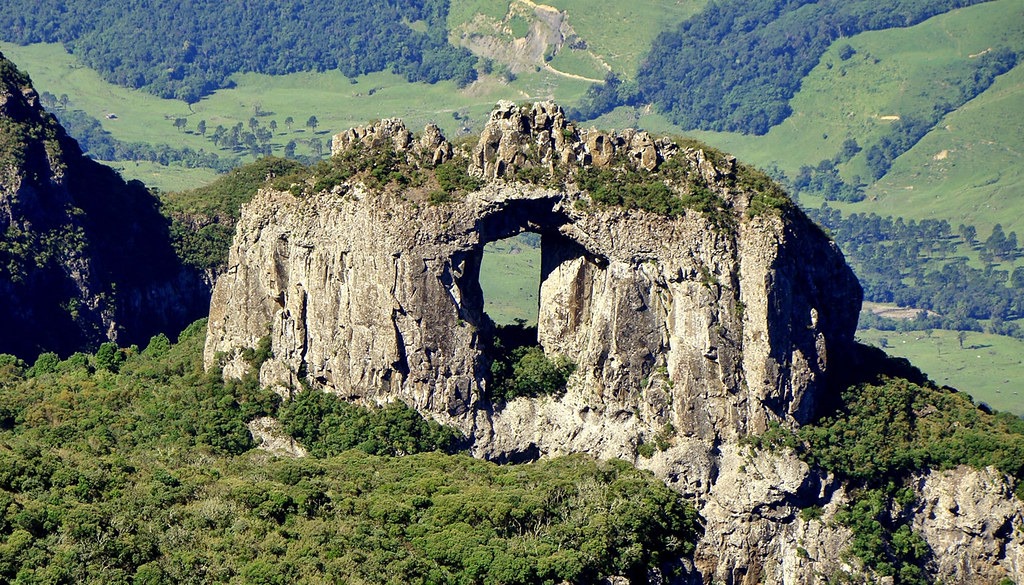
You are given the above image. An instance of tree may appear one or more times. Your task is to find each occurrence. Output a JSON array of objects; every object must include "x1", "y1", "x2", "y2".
[
  {"x1": 95, "y1": 342, "x2": 123, "y2": 372},
  {"x1": 39, "y1": 91, "x2": 57, "y2": 109},
  {"x1": 957, "y1": 330, "x2": 967, "y2": 349},
  {"x1": 958, "y1": 224, "x2": 977, "y2": 247},
  {"x1": 306, "y1": 115, "x2": 319, "y2": 133},
  {"x1": 173, "y1": 117, "x2": 187, "y2": 132},
  {"x1": 986, "y1": 224, "x2": 1007, "y2": 258},
  {"x1": 197, "y1": 120, "x2": 207, "y2": 136},
  {"x1": 1005, "y1": 231, "x2": 1018, "y2": 260},
  {"x1": 284, "y1": 140, "x2": 296, "y2": 158},
  {"x1": 284, "y1": 116, "x2": 294, "y2": 131},
  {"x1": 249, "y1": 117, "x2": 259, "y2": 133},
  {"x1": 59, "y1": 93, "x2": 70, "y2": 109},
  {"x1": 836, "y1": 138, "x2": 861, "y2": 162},
  {"x1": 269, "y1": 120, "x2": 278, "y2": 133},
  {"x1": 308, "y1": 137, "x2": 322, "y2": 157}
]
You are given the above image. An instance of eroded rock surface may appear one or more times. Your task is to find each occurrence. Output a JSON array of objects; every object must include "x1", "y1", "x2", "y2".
[
  {"x1": 207, "y1": 102, "x2": 860, "y2": 448},
  {"x1": 204, "y1": 102, "x2": 1022, "y2": 583},
  {"x1": 914, "y1": 466, "x2": 1024, "y2": 581}
]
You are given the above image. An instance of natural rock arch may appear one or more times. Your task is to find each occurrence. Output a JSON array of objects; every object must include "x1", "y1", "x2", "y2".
[
  {"x1": 202, "y1": 101, "x2": 877, "y2": 583},
  {"x1": 204, "y1": 102, "x2": 862, "y2": 460}
]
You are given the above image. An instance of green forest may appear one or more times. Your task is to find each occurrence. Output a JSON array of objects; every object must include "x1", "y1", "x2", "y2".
[
  {"x1": 805, "y1": 206, "x2": 1024, "y2": 337},
  {"x1": 0, "y1": 0, "x2": 478, "y2": 102},
  {"x1": 2, "y1": 323, "x2": 1022, "y2": 583},
  {"x1": 0, "y1": 322, "x2": 702, "y2": 584}
]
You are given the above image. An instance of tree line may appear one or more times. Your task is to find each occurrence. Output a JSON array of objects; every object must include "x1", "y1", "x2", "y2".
[
  {"x1": 1, "y1": 0, "x2": 478, "y2": 102},
  {"x1": 574, "y1": 0, "x2": 1001, "y2": 137},
  {"x1": 40, "y1": 94, "x2": 240, "y2": 172},
  {"x1": 806, "y1": 205, "x2": 1024, "y2": 337}
]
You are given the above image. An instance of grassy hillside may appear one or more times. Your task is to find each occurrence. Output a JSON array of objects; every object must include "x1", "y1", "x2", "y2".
[
  {"x1": 0, "y1": 42, "x2": 590, "y2": 191},
  {"x1": 0, "y1": 0, "x2": 477, "y2": 101},
  {"x1": 857, "y1": 327, "x2": 1024, "y2": 415},
  {"x1": 448, "y1": 0, "x2": 705, "y2": 78},
  {"x1": 679, "y1": 0, "x2": 1024, "y2": 231},
  {"x1": 871, "y1": 63, "x2": 1024, "y2": 235}
]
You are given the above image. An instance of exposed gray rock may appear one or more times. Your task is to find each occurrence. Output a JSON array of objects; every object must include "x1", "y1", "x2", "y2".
[
  {"x1": 203, "y1": 102, "x2": 1023, "y2": 584},
  {"x1": 205, "y1": 102, "x2": 865, "y2": 581},
  {"x1": 247, "y1": 416, "x2": 308, "y2": 458},
  {"x1": 470, "y1": 100, "x2": 682, "y2": 179},
  {"x1": 913, "y1": 466, "x2": 1024, "y2": 583},
  {"x1": 331, "y1": 118, "x2": 453, "y2": 165}
]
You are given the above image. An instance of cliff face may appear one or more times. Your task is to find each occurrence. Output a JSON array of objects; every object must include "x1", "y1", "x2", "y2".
[
  {"x1": 0, "y1": 54, "x2": 209, "y2": 357},
  {"x1": 204, "y1": 102, "x2": 1022, "y2": 583},
  {"x1": 206, "y1": 101, "x2": 860, "y2": 447}
]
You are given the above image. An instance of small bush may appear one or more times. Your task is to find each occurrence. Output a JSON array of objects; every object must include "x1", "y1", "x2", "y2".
[{"x1": 491, "y1": 346, "x2": 575, "y2": 401}]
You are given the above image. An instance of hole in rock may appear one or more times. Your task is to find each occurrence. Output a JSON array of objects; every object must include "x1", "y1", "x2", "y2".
[
  {"x1": 477, "y1": 230, "x2": 579, "y2": 403},
  {"x1": 479, "y1": 231, "x2": 542, "y2": 328},
  {"x1": 479, "y1": 232, "x2": 543, "y2": 398}
]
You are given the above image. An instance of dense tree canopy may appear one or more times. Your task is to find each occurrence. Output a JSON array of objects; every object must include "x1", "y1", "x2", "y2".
[
  {"x1": 806, "y1": 205, "x2": 1024, "y2": 336},
  {"x1": 0, "y1": 322, "x2": 701, "y2": 584},
  {"x1": 574, "y1": 0, "x2": 998, "y2": 134},
  {"x1": 0, "y1": 0, "x2": 478, "y2": 102}
]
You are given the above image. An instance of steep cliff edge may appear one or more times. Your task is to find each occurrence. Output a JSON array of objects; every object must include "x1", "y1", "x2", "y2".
[
  {"x1": 0, "y1": 54, "x2": 209, "y2": 357},
  {"x1": 205, "y1": 102, "x2": 1023, "y2": 583}
]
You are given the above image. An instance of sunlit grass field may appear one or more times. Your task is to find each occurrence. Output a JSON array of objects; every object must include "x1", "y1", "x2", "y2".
[
  {"x1": 479, "y1": 235, "x2": 542, "y2": 326},
  {"x1": 857, "y1": 328, "x2": 1024, "y2": 415},
  {"x1": 0, "y1": 41, "x2": 590, "y2": 188}
]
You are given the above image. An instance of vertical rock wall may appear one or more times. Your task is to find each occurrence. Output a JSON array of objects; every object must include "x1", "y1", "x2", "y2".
[
  {"x1": 203, "y1": 104, "x2": 1024, "y2": 584},
  {"x1": 205, "y1": 103, "x2": 862, "y2": 456}
]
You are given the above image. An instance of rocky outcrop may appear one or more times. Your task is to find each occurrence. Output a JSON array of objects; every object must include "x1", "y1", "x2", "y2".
[
  {"x1": 471, "y1": 100, "x2": 682, "y2": 178},
  {"x1": 206, "y1": 102, "x2": 861, "y2": 445},
  {"x1": 0, "y1": 53, "x2": 209, "y2": 358},
  {"x1": 331, "y1": 118, "x2": 453, "y2": 165},
  {"x1": 204, "y1": 101, "x2": 865, "y2": 580},
  {"x1": 914, "y1": 466, "x2": 1024, "y2": 581},
  {"x1": 204, "y1": 102, "x2": 1023, "y2": 583}
]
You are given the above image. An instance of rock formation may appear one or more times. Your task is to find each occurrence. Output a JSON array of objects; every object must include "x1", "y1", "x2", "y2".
[
  {"x1": 0, "y1": 54, "x2": 209, "y2": 358},
  {"x1": 205, "y1": 101, "x2": 1023, "y2": 583}
]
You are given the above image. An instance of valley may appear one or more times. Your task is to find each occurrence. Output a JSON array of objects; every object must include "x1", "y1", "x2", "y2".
[{"x1": 2, "y1": 2, "x2": 1024, "y2": 582}]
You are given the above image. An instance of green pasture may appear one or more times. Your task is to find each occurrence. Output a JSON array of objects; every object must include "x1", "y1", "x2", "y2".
[
  {"x1": 99, "y1": 160, "x2": 221, "y2": 193},
  {"x1": 0, "y1": 41, "x2": 591, "y2": 187},
  {"x1": 857, "y1": 328, "x2": 1024, "y2": 415},
  {"x1": 479, "y1": 234, "x2": 543, "y2": 326},
  {"x1": 871, "y1": 62, "x2": 1024, "y2": 236}
]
